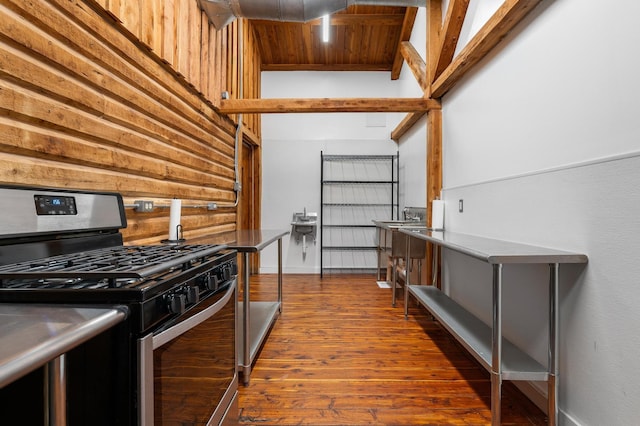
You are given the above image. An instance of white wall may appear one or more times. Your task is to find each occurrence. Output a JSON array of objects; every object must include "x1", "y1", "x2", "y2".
[
  {"x1": 260, "y1": 72, "x2": 409, "y2": 273},
  {"x1": 440, "y1": 1, "x2": 640, "y2": 425}
]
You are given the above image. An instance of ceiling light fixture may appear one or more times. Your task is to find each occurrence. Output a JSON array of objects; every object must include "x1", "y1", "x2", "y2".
[{"x1": 322, "y1": 14, "x2": 330, "y2": 43}]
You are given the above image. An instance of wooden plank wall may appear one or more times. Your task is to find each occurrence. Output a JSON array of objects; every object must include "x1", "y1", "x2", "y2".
[{"x1": 0, "y1": 0, "x2": 262, "y2": 245}]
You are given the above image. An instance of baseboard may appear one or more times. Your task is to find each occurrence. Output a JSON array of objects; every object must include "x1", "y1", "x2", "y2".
[
  {"x1": 514, "y1": 381, "x2": 547, "y2": 415},
  {"x1": 514, "y1": 381, "x2": 581, "y2": 426}
]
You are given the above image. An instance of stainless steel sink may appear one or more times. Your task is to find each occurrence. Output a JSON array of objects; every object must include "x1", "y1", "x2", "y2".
[
  {"x1": 291, "y1": 211, "x2": 318, "y2": 260},
  {"x1": 290, "y1": 221, "x2": 317, "y2": 234},
  {"x1": 373, "y1": 220, "x2": 428, "y2": 258},
  {"x1": 291, "y1": 211, "x2": 317, "y2": 234}
]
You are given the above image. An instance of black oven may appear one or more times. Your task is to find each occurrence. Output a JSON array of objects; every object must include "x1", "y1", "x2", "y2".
[
  {"x1": 0, "y1": 186, "x2": 239, "y2": 425},
  {"x1": 139, "y1": 277, "x2": 238, "y2": 425}
]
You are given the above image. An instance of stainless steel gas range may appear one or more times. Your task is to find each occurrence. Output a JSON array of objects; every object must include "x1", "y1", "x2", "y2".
[{"x1": 0, "y1": 185, "x2": 238, "y2": 425}]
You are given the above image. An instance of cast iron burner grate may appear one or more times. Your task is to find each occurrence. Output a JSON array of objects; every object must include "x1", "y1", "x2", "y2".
[{"x1": 0, "y1": 244, "x2": 226, "y2": 281}]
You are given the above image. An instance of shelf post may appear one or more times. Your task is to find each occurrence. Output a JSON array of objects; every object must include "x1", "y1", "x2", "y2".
[{"x1": 491, "y1": 263, "x2": 503, "y2": 425}]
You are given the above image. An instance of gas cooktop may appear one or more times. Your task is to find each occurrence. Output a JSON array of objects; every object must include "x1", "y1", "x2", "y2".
[{"x1": 0, "y1": 244, "x2": 235, "y2": 293}]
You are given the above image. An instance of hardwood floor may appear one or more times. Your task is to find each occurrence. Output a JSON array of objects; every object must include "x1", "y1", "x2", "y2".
[{"x1": 237, "y1": 273, "x2": 547, "y2": 425}]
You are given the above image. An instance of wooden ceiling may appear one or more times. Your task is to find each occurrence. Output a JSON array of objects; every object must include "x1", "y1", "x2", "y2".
[{"x1": 250, "y1": 5, "x2": 418, "y2": 79}]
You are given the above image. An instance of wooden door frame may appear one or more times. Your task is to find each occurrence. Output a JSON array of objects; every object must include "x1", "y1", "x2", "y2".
[{"x1": 238, "y1": 131, "x2": 262, "y2": 273}]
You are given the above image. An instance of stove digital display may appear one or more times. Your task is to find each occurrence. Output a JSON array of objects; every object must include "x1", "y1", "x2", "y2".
[{"x1": 34, "y1": 195, "x2": 77, "y2": 215}]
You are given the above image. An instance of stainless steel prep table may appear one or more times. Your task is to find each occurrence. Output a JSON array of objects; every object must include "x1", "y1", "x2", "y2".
[
  {"x1": 191, "y1": 229, "x2": 288, "y2": 385},
  {"x1": 0, "y1": 304, "x2": 127, "y2": 424},
  {"x1": 400, "y1": 229, "x2": 587, "y2": 426}
]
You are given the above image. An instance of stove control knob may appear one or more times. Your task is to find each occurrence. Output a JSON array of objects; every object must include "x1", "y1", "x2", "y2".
[
  {"x1": 166, "y1": 293, "x2": 186, "y2": 314},
  {"x1": 186, "y1": 286, "x2": 200, "y2": 304},
  {"x1": 197, "y1": 273, "x2": 209, "y2": 289},
  {"x1": 197, "y1": 273, "x2": 216, "y2": 291},
  {"x1": 212, "y1": 274, "x2": 220, "y2": 290},
  {"x1": 222, "y1": 264, "x2": 232, "y2": 281},
  {"x1": 214, "y1": 268, "x2": 225, "y2": 283}
]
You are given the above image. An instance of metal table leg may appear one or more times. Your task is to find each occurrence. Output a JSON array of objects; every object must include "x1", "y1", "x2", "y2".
[
  {"x1": 376, "y1": 227, "x2": 382, "y2": 281},
  {"x1": 404, "y1": 236, "x2": 411, "y2": 318},
  {"x1": 278, "y1": 238, "x2": 283, "y2": 312},
  {"x1": 491, "y1": 264, "x2": 503, "y2": 426},
  {"x1": 44, "y1": 355, "x2": 66, "y2": 426},
  {"x1": 391, "y1": 256, "x2": 398, "y2": 307},
  {"x1": 431, "y1": 245, "x2": 439, "y2": 287},
  {"x1": 242, "y1": 252, "x2": 251, "y2": 385},
  {"x1": 44, "y1": 354, "x2": 67, "y2": 426},
  {"x1": 549, "y1": 263, "x2": 559, "y2": 426}
]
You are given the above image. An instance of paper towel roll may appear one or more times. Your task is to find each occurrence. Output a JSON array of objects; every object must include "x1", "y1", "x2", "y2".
[
  {"x1": 432, "y1": 200, "x2": 444, "y2": 230},
  {"x1": 168, "y1": 198, "x2": 182, "y2": 241}
]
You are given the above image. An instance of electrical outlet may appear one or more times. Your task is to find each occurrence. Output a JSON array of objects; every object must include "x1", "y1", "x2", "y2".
[
  {"x1": 134, "y1": 200, "x2": 154, "y2": 212},
  {"x1": 458, "y1": 199, "x2": 464, "y2": 213}
]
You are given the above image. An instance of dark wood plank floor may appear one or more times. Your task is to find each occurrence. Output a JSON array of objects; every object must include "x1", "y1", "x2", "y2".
[{"x1": 237, "y1": 273, "x2": 546, "y2": 425}]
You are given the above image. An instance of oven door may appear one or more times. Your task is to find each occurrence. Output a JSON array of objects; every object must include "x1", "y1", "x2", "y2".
[{"x1": 138, "y1": 279, "x2": 238, "y2": 426}]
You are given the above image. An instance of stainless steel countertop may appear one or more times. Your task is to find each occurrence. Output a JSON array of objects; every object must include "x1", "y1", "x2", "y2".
[
  {"x1": 399, "y1": 229, "x2": 588, "y2": 264},
  {"x1": 190, "y1": 229, "x2": 290, "y2": 252},
  {"x1": 0, "y1": 304, "x2": 127, "y2": 388}
]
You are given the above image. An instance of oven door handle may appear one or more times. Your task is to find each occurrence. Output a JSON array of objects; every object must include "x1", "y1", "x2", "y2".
[{"x1": 152, "y1": 279, "x2": 236, "y2": 349}]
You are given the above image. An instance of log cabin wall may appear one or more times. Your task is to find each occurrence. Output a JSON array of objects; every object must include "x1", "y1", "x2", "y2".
[{"x1": 0, "y1": 0, "x2": 262, "y2": 245}]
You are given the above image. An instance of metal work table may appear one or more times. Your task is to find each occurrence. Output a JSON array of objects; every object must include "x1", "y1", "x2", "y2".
[
  {"x1": 191, "y1": 229, "x2": 288, "y2": 385},
  {"x1": 400, "y1": 229, "x2": 587, "y2": 426},
  {"x1": 0, "y1": 304, "x2": 127, "y2": 424}
]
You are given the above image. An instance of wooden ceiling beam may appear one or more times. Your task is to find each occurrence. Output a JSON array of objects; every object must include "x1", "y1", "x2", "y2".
[
  {"x1": 426, "y1": 0, "x2": 443, "y2": 94},
  {"x1": 432, "y1": 0, "x2": 470, "y2": 81},
  {"x1": 391, "y1": 111, "x2": 426, "y2": 142},
  {"x1": 219, "y1": 98, "x2": 441, "y2": 114},
  {"x1": 431, "y1": 0, "x2": 543, "y2": 98},
  {"x1": 390, "y1": 1, "x2": 441, "y2": 142},
  {"x1": 400, "y1": 41, "x2": 429, "y2": 93},
  {"x1": 391, "y1": 7, "x2": 418, "y2": 80}
]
